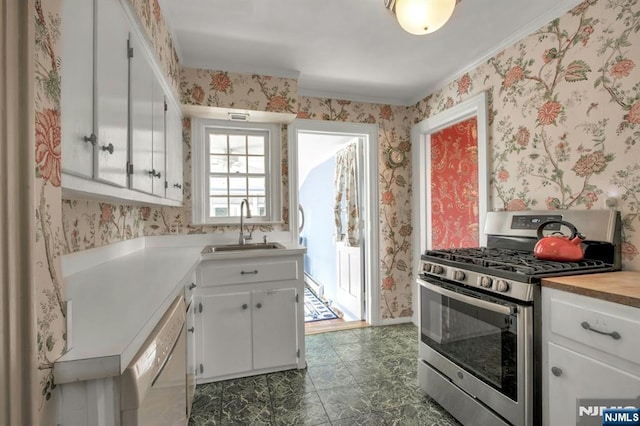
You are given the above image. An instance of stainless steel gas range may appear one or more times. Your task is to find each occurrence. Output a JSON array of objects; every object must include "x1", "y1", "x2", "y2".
[{"x1": 417, "y1": 210, "x2": 621, "y2": 426}]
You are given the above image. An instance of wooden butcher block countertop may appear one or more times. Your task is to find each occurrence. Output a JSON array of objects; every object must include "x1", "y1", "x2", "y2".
[{"x1": 542, "y1": 271, "x2": 640, "y2": 308}]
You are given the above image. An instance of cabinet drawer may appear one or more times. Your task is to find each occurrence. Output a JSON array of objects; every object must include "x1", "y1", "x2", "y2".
[
  {"x1": 547, "y1": 342, "x2": 640, "y2": 426},
  {"x1": 550, "y1": 295, "x2": 640, "y2": 365},
  {"x1": 199, "y1": 259, "x2": 299, "y2": 287}
]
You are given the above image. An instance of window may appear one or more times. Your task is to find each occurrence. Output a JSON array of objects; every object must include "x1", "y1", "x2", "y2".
[{"x1": 192, "y1": 119, "x2": 281, "y2": 225}]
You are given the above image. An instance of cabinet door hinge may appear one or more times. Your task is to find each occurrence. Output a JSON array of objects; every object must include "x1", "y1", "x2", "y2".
[
  {"x1": 198, "y1": 302, "x2": 203, "y2": 313},
  {"x1": 165, "y1": 181, "x2": 168, "y2": 189},
  {"x1": 295, "y1": 294, "x2": 299, "y2": 303},
  {"x1": 199, "y1": 363, "x2": 204, "y2": 374},
  {"x1": 296, "y1": 349, "x2": 300, "y2": 358},
  {"x1": 164, "y1": 101, "x2": 168, "y2": 112},
  {"x1": 126, "y1": 162, "x2": 134, "y2": 175},
  {"x1": 127, "y1": 39, "x2": 134, "y2": 58}
]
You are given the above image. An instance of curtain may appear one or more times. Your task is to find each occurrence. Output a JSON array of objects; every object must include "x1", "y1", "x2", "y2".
[{"x1": 334, "y1": 143, "x2": 360, "y2": 246}]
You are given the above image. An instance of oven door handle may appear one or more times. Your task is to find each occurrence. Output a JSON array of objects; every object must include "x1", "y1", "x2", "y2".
[{"x1": 419, "y1": 279, "x2": 514, "y2": 316}]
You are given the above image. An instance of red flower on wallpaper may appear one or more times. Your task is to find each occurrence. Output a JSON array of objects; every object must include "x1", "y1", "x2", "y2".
[
  {"x1": 398, "y1": 224, "x2": 412, "y2": 237},
  {"x1": 457, "y1": 74, "x2": 471, "y2": 95},
  {"x1": 622, "y1": 242, "x2": 639, "y2": 261},
  {"x1": 100, "y1": 203, "x2": 113, "y2": 225},
  {"x1": 542, "y1": 49, "x2": 554, "y2": 64},
  {"x1": 35, "y1": 108, "x2": 62, "y2": 187},
  {"x1": 382, "y1": 276, "x2": 395, "y2": 291},
  {"x1": 610, "y1": 59, "x2": 635, "y2": 78},
  {"x1": 537, "y1": 101, "x2": 562, "y2": 125},
  {"x1": 497, "y1": 169, "x2": 510, "y2": 182},
  {"x1": 140, "y1": 207, "x2": 151, "y2": 221},
  {"x1": 210, "y1": 72, "x2": 232, "y2": 93},
  {"x1": 267, "y1": 95, "x2": 288, "y2": 112},
  {"x1": 625, "y1": 101, "x2": 640, "y2": 125},
  {"x1": 506, "y1": 199, "x2": 527, "y2": 211},
  {"x1": 297, "y1": 111, "x2": 311, "y2": 119},
  {"x1": 502, "y1": 66, "x2": 524, "y2": 88},
  {"x1": 379, "y1": 105, "x2": 393, "y2": 120},
  {"x1": 191, "y1": 84, "x2": 204, "y2": 104},
  {"x1": 152, "y1": 0, "x2": 161, "y2": 23},
  {"x1": 572, "y1": 151, "x2": 608, "y2": 177},
  {"x1": 381, "y1": 191, "x2": 395, "y2": 205},
  {"x1": 516, "y1": 126, "x2": 530, "y2": 147}
]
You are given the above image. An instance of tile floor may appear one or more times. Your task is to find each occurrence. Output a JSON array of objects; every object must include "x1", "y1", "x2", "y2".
[{"x1": 189, "y1": 324, "x2": 461, "y2": 425}]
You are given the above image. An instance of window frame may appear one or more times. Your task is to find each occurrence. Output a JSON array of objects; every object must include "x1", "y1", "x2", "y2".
[{"x1": 192, "y1": 118, "x2": 282, "y2": 225}]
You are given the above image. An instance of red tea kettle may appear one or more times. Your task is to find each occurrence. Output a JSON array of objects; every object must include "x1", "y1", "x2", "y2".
[{"x1": 534, "y1": 220, "x2": 586, "y2": 262}]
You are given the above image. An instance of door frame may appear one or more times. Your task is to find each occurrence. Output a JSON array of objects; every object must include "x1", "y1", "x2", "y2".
[
  {"x1": 288, "y1": 120, "x2": 380, "y2": 326},
  {"x1": 411, "y1": 91, "x2": 490, "y2": 323}
]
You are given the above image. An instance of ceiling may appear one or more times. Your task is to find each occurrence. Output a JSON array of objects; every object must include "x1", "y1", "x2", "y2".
[{"x1": 159, "y1": 0, "x2": 583, "y2": 106}]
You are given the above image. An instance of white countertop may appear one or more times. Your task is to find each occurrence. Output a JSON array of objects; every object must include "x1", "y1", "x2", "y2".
[{"x1": 54, "y1": 235, "x2": 305, "y2": 384}]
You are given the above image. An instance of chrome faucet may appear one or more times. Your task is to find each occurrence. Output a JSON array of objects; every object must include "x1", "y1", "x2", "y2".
[{"x1": 239, "y1": 198, "x2": 253, "y2": 244}]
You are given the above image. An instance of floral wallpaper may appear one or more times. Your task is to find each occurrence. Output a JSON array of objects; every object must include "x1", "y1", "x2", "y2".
[
  {"x1": 430, "y1": 117, "x2": 480, "y2": 249},
  {"x1": 126, "y1": 0, "x2": 180, "y2": 92},
  {"x1": 180, "y1": 67, "x2": 299, "y2": 114},
  {"x1": 34, "y1": 0, "x2": 66, "y2": 417},
  {"x1": 411, "y1": 0, "x2": 640, "y2": 271}
]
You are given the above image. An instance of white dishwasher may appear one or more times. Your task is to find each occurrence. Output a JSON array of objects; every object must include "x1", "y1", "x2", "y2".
[{"x1": 121, "y1": 295, "x2": 187, "y2": 425}]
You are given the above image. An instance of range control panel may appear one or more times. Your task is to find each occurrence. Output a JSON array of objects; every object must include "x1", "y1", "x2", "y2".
[{"x1": 511, "y1": 215, "x2": 562, "y2": 230}]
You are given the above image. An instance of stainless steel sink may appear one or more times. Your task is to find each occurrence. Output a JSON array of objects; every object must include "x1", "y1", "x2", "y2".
[{"x1": 201, "y1": 242, "x2": 285, "y2": 254}]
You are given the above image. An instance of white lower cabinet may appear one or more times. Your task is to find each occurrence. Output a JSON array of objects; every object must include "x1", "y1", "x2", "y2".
[
  {"x1": 542, "y1": 287, "x2": 640, "y2": 426},
  {"x1": 195, "y1": 255, "x2": 304, "y2": 383}
]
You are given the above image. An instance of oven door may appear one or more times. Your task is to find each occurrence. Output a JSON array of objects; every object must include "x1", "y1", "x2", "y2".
[{"x1": 418, "y1": 277, "x2": 532, "y2": 426}]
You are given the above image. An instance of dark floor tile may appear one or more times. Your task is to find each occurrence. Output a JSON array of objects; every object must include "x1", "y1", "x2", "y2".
[
  {"x1": 359, "y1": 378, "x2": 425, "y2": 410},
  {"x1": 316, "y1": 385, "x2": 373, "y2": 421},
  {"x1": 343, "y1": 357, "x2": 397, "y2": 385},
  {"x1": 272, "y1": 391, "x2": 330, "y2": 425},
  {"x1": 268, "y1": 368, "x2": 316, "y2": 398},
  {"x1": 305, "y1": 345, "x2": 343, "y2": 367},
  {"x1": 305, "y1": 333, "x2": 330, "y2": 351},
  {"x1": 220, "y1": 395, "x2": 273, "y2": 425},
  {"x1": 189, "y1": 382, "x2": 223, "y2": 425},
  {"x1": 223, "y1": 375, "x2": 270, "y2": 400},
  {"x1": 332, "y1": 339, "x2": 397, "y2": 361},
  {"x1": 329, "y1": 410, "x2": 387, "y2": 426},
  {"x1": 307, "y1": 362, "x2": 358, "y2": 391}
]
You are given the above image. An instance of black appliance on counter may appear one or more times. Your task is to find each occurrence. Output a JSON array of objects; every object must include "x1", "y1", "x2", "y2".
[{"x1": 417, "y1": 210, "x2": 621, "y2": 426}]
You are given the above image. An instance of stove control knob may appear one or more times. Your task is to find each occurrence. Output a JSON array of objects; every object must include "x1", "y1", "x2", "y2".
[
  {"x1": 453, "y1": 270, "x2": 466, "y2": 281},
  {"x1": 495, "y1": 280, "x2": 510, "y2": 292},
  {"x1": 423, "y1": 263, "x2": 431, "y2": 273},
  {"x1": 431, "y1": 265, "x2": 445, "y2": 275},
  {"x1": 479, "y1": 276, "x2": 493, "y2": 288}
]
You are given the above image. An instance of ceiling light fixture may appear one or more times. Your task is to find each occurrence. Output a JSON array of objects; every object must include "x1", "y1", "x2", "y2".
[{"x1": 384, "y1": 0, "x2": 458, "y2": 35}]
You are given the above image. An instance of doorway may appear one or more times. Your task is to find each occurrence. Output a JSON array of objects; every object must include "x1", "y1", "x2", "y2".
[{"x1": 288, "y1": 120, "x2": 380, "y2": 331}]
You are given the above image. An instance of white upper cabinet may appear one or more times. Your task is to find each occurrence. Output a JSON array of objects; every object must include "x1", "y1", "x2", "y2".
[
  {"x1": 60, "y1": 0, "x2": 183, "y2": 206},
  {"x1": 151, "y1": 77, "x2": 166, "y2": 197},
  {"x1": 129, "y1": 29, "x2": 154, "y2": 195},
  {"x1": 93, "y1": 0, "x2": 129, "y2": 188},
  {"x1": 61, "y1": 0, "x2": 94, "y2": 179},
  {"x1": 165, "y1": 100, "x2": 184, "y2": 202}
]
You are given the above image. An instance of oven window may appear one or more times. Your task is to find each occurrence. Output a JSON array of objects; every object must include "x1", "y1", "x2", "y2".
[{"x1": 421, "y1": 283, "x2": 518, "y2": 401}]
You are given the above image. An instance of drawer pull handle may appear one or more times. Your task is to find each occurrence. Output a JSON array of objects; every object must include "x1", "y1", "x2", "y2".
[
  {"x1": 101, "y1": 143, "x2": 114, "y2": 155},
  {"x1": 188, "y1": 327, "x2": 195, "y2": 333},
  {"x1": 242, "y1": 304, "x2": 248, "y2": 310},
  {"x1": 551, "y1": 366, "x2": 563, "y2": 377},
  {"x1": 581, "y1": 321, "x2": 621, "y2": 340},
  {"x1": 241, "y1": 270, "x2": 258, "y2": 275}
]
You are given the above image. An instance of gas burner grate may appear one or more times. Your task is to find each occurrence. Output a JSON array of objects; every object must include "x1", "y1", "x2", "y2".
[{"x1": 422, "y1": 247, "x2": 610, "y2": 278}]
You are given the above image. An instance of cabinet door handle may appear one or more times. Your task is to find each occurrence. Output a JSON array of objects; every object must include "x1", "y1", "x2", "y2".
[
  {"x1": 581, "y1": 321, "x2": 621, "y2": 340},
  {"x1": 242, "y1": 304, "x2": 248, "y2": 310},
  {"x1": 551, "y1": 367, "x2": 563, "y2": 377},
  {"x1": 188, "y1": 327, "x2": 195, "y2": 333},
  {"x1": 148, "y1": 169, "x2": 161, "y2": 178},
  {"x1": 188, "y1": 283, "x2": 196, "y2": 290},
  {"x1": 256, "y1": 303, "x2": 262, "y2": 309},
  {"x1": 101, "y1": 143, "x2": 114, "y2": 154},
  {"x1": 174, "y1": 182, "x2": 182, "y2": 189},
  {"x1": 84, "y1": 133, "x2": 97, "y2": 146},
  {"x1": 241, "y1": 270, "x2": 258, "y2": 275}
]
